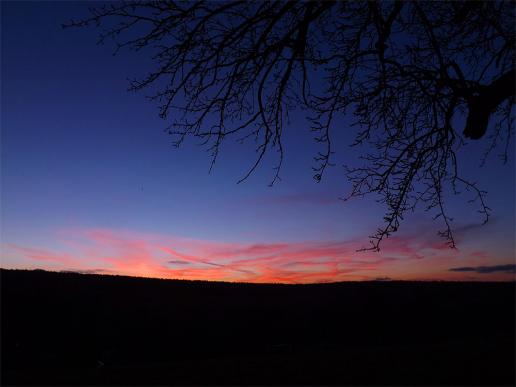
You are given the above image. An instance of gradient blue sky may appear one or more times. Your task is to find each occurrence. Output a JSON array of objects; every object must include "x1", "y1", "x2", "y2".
[{"x1": 1, "y1": 2, "x2": 514, "y2": 282}]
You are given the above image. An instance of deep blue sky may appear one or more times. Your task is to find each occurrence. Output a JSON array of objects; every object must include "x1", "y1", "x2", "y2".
[{"x1": 1, "y1": 2, "x2": 514, "y2": 282}]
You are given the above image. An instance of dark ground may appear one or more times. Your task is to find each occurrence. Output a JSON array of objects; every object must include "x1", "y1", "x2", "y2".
[{"x1": 1, "y1": 269, "x2": 515, "y2": 386}]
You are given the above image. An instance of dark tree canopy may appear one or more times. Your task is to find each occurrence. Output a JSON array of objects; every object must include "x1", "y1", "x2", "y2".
[{"x1": 66, "y1": 1, "x2": 515, "y2": 250}]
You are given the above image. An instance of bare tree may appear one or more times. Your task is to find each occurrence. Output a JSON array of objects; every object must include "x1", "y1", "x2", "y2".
[{"x1": 65, "y1": 1, "x2": 515, "y2": 250}]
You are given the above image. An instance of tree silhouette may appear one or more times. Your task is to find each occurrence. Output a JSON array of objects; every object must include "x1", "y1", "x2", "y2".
[{"x1": 66, "y1": 1, "x2": 515, "y2": 250}]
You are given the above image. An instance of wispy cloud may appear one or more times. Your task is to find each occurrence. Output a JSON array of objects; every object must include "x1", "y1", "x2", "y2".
[
  {"x1": 253, "y1": 192, "x2": 342, "y2": 206},
  {"x1": 167, "y1": 260, "x2": 191, "y2": 265},
  {"x1": 449, "y1": 264, "x2": 516, "y2": 274},
  {"x1": 373, "y1": 276, "x2": 393, "y2": 281},
  {"x1": 1, "y1": 226, "x2": 506, "y2": 283},
  {"x1": 4, "y1": 245, "x2": 77, "y2": 265}
]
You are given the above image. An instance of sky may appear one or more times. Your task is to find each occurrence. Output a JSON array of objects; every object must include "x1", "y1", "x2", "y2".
[{"x1": 1, "y1": 2, "x2": 515, "y2": 283}]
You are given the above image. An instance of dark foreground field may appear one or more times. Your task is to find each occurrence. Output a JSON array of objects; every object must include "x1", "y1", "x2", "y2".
[{"x1": 1, "y1": 269, "x2": 514, "y2": 386}]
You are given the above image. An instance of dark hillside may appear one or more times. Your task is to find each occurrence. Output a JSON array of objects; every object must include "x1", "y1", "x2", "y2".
[{"x1": 1, "y1": 269, "x2": 514, "y2": 385}]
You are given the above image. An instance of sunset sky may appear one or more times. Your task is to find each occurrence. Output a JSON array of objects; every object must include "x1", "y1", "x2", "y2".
[{"x1": 1, "y1": 2, "x2": 515, "y2": 283}]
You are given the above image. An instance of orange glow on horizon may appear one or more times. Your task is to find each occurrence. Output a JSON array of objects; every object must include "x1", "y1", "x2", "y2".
[{"x1": 1, "y1": 227, "x2": 514, "y2": 283}]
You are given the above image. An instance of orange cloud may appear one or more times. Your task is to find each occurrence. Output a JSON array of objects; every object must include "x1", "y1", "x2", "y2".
[{"x1": 2, "y1": 227, "x2": 512, "y2": 283}]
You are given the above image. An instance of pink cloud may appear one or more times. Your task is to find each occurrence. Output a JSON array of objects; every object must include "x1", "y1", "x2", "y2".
[
  {"x1": 1, "y1": 226, "x2": 508, "y2": 283},
  {"x1": 5, "y1": 245, "x2": 80, "y2": 266}
]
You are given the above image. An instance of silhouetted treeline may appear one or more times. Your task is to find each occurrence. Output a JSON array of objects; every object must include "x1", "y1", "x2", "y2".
[{"x1": 1, "y1": 269, "x2": 514, "y2": 385}]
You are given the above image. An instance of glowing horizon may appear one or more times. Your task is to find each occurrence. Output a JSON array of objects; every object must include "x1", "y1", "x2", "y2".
[{"x1": 2, "y1": 226, "x2": 514, "y2": 283}]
